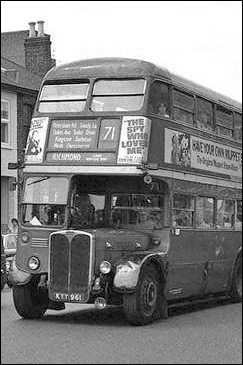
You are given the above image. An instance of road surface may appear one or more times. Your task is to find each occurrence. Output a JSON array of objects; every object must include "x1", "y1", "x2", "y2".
[{"x1": 1, "y1": 287, "x2": 242, "y2": 364}]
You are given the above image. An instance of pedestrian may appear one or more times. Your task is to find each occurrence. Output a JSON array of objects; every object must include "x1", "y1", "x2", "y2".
[{"x1": 8, "y1": 218, "x2": 19, "y2": 234}]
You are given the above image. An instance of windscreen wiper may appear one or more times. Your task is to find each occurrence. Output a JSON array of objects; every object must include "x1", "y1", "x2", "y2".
[{"x1": 27, "y1": 176, "x2": 50, "y2": 186}]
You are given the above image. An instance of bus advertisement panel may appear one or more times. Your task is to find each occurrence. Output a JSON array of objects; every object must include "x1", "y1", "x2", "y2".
[{"x1": 164, "y1": 128, "x2": 242, "y2": 181}]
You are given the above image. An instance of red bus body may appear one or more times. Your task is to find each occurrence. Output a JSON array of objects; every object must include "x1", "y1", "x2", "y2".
[{"x1": 10, "y1": 58, "x2": 242, "y2": 325}]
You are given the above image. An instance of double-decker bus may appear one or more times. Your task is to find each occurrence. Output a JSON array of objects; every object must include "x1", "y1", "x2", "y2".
[{"x1": 10, "y1": 58, "x2": 242, "y2": 325}]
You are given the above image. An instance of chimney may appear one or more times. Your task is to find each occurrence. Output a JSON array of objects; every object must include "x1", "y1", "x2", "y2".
[
  {"x1": 24, "y1": 21, "x2": 54, "y2": 77},
  {"x1": 28, "y1": 22, "x2": 36, "y2": 38},
  {"x1": 37, "y1": 20, "x2": 44, "y2": 37}
]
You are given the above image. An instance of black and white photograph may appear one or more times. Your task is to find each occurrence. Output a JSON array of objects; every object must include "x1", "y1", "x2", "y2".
[{"x1": 1, "y1": 1, "x2": 242, "y2": 364}]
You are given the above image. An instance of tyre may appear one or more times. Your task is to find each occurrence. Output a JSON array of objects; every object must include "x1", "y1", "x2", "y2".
[
  {"x1": 7, "y1": 277, "x2": 13, "y2": 288},
  {"x1": 123, "y1": 266, "x2": 162, "y2": 325},
  {"x1": 231, "y1": 255, "x2": 242, "y2": 303},
  {"x1": 13, "y1": 279, "x2": 48, "y2": 319},
  {"x1": 1, "y1": 274, "x2": 6, "y2": 291}
]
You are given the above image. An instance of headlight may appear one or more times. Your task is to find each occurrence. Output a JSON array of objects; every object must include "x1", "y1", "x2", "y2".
[
  {"x1": 28, "y1": 256, "x2": 40, "y2": 270},
  {"x1": 100, "y1": 261, "x2": 112, "y2": 274},
  {"x1": 21, "y1": 233, "x2": 30, "y2": 244}
]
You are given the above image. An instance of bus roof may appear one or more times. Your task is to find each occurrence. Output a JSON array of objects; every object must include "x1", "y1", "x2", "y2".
[{"x1": 45, "y1": 58, "x2": 241, "y2": 111}]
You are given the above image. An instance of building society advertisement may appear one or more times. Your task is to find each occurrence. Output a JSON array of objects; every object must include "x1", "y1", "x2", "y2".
[{"x1": 164, "y1": 128, "x2": 242, "y2": 180}]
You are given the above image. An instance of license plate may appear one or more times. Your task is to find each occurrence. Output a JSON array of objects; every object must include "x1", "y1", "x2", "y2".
[{"x1": 54, "y1": 292, "x2": 87, "y2": 302}]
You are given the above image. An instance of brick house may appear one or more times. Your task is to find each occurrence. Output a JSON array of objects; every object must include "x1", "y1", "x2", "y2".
[{"x1": 1, "y1": 21, "x2": 55, "y2": 232}]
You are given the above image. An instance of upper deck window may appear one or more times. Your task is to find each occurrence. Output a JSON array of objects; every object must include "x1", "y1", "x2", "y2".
[
  {"x1": 173, "y1": 90, "x2": 194, "y2": 125},
  {"x1": 215, "y1": 105, "x2": 233, "y2": 138},
  {"x1": 90, "y1": 79, "x2": 146, "y2": 112},
  {"x1": 234, "y1": 113, "x2": 242, "y2": 141},
  {"x1": 148, "y1": 81, "x2": 170, "y2": 118},
  {"x1": 196, "y1": 98, "x2": 213, "y2": 132},
  {"x1": 38, "y1": 82, "x2": 90, "y2": 113}
]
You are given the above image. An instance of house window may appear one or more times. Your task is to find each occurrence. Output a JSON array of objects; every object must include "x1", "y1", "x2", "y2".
[{"x1": 1, "y1": 100, "x2": 10, "y2": 145}]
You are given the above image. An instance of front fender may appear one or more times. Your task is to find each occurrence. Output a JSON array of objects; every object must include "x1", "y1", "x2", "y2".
[
  {"x1": 8, "y1": 257, "x2": 32, "y2": 286},
  {"x1": 113, "y1": 253, "x2": 167, "y2": 293}
]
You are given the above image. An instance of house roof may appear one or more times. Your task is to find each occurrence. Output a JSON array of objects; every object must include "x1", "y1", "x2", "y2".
[
  {"x1": 1, "y1": 56, "x2": 42, "y2": 91},
  {"x1": 1, "y1": 30, "x2": 30, "y2": 67}
]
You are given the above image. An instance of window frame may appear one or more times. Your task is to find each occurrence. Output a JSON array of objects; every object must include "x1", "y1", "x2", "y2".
[
  {"x1": 38, "y1": 81, "x2": 90, "y2": 114},
  {"x1": 147, "y1": 80, "x2": 171, "y2": 118},
  {"x1": 90, "y1": 78, "x2": 147, "y2": 113},
  {"x1": 172, "y1": 193, "x2": 196, "y2": 228},
  {"x1": 215, "y1": 105, "x2": 234, "y2": 138},
  {"x1": 216, "y1": 198, "x2": 235, "y2": 229},
  {"x1": 172, "y1": 89, "x2": 195, "y2": 125},
  {"x1": 195, "y1": 196, "x2": 215, "y2": 229},
  {"x1": 1, "y1": 99, "x2": 10, "y2": 147}
]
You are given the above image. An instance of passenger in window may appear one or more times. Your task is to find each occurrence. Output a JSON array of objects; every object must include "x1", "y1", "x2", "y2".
[{"x1": 157, "y1": 102, "x2": 170, "y2": 118}]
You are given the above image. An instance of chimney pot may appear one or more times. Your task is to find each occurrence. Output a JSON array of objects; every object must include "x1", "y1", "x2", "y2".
[
  {"x1": 37, "y1": 20, "x2": 45, "y2": 37},
  {"x1": 29, "y1": 22, "x2": 36, "y2": 38}
]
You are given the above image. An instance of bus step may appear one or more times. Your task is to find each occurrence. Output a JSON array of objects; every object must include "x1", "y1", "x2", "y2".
[{"x1": 168, "y1": 294, "x2": 230, "y2": 310}]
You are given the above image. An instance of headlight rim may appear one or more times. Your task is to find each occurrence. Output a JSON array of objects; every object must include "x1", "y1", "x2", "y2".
[
  {"x1": 27, "y1": 256, "x2": 40, "y2": 271},
  {"x1": 99, "y1": 260, "x2": 112, "y2": 274}
]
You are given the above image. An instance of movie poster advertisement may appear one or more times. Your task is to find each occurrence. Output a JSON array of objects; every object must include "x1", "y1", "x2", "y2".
[
  {"x1": 117, "y1": 116, "x2": 151, "y2": 164},
  {"x1": 25, "y1": 117, "x2": 49, "y2": 163},
  {"x1": 164, "y1": 128, "x2": 242, "y2": 180}
]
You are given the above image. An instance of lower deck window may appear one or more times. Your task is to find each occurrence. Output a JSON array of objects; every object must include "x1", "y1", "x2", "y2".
[
  {"x1": 217, "y1": 199, "x2": 235, "y2": 228},
  {"x1": 111, "y1": 194, "x2": 164, "y2": 230},
  {"x1": 172, "y1": 194, "x2": 195, "y2": 227},
  {"x1": 196, "y1": 197, "x2": 214, "y2": 228}
]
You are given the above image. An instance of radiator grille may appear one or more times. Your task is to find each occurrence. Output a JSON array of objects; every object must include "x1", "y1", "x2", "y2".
[{"x1": 49, "y1": 231, "x2": 92, "y2": 302}]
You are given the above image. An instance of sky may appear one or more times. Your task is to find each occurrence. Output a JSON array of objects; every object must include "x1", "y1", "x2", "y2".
[{"x1": 1, "y1": 1, "x2": 242, "y2": 102}]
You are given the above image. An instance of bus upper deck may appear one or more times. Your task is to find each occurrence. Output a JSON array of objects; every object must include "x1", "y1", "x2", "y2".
[{"x1": 23, "y1": 58, "x2": 241, "y2": 187}]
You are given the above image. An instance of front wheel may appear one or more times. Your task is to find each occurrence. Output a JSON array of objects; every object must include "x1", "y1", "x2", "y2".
[
  {"x1": 1, "y1": 274, "x2": 6, "y2": 291},
  {"x1": 231, "y1": 256, "x2": 242, "y2": 302},
  {"x1": 123, "y1": 266, "x2": 162, "y2": 326},
  {"x1": 13, "y1": 280, "x2": 48, "y2": 319}
]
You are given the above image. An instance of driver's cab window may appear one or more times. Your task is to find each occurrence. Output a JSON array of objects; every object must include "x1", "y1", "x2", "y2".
[
  {"x1": 111, "y1": 193, "x2": 164, "y2": 230},
  {"x1": 148, "y1": 81, "x2": 170, "y2": 118}
]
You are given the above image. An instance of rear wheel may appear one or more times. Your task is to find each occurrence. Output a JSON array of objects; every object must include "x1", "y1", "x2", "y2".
[
  {"x1": 13, "y1": 279, "x2": 48, "y2": 319},
  {"x1": 231, "y1": 255, "x2": 242, "y2": 302},
  {"x1": 123, "y1": 266, "x2": 162, "y2": 325}
]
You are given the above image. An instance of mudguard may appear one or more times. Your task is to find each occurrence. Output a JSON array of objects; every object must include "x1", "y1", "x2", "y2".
[
  {"x1": 8, "y1": 257, "x2": 32, "y2": 286},
  {"x1": 113, "y1": 253, "x2": 167, "y2": 293}
]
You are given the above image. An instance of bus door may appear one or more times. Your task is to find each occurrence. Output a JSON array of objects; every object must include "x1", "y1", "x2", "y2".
[
  {"x1": 166, "y1": 194, "x2": 208, "y2": 299},
  {"x1": 205, "y1": 199, "x2": 240, "y2": 294}
]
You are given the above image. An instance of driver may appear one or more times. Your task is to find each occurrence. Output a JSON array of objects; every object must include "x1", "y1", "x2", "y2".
[{"x1": 70, "y1": 194, "x2": 95, "y2": 228}]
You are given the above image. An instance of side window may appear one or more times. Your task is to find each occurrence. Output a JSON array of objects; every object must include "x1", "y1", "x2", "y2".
[
  {"x1": 234, "y1": 113, "x2": 242, "y2": 142},
  {"x1": 173, "y1": 90, "x2": 194, "y2": 125},
  {"x1": 1, "y1": 100, "x2": 10, "y2": 145},
  {"x1": 196, "y1": 197, "x2": 214, "y2": 228},
  {"x1": 148, "y1": 81, "x2": 170, "y2": 118},
  {"x1": 111, "y1": 194, "x2": 164, "y2": 230},
  {"x1": 236, "y1": 200, "x2": 242, "y2": 229},
  {"x1": 217, "y1": 199, "x2": 235, "y2": 228},
  {"x1": 172, "y1": 194, "x2": 195, "y2": 227},
  {"x1": 196, "y1": 98, "x2": 214, "y2": 132},
  {"x1": 216, "y1": 106, "x2": 233, "y2": 138}
]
